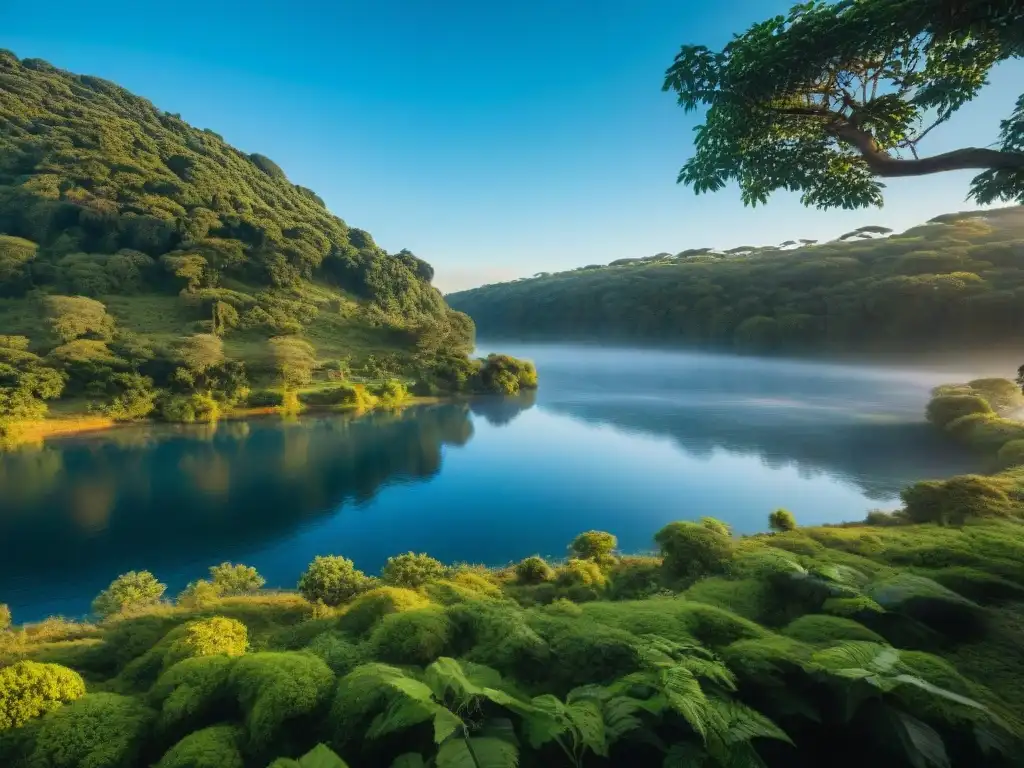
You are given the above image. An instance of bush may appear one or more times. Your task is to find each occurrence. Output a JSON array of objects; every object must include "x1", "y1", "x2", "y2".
[
  {"x1": 654, "y1": 521, "x2": 734, "y2": 582},
  {"x1": 247, "y1": 389, "x2": 283, "y2": 408},
  {"x1": 781, "y1": 614, "x2": 885, "y2": 645},
  {"x1": 92, "y1": 571, "x2": 166, "y2": 619},
  {"x1": 569, "y1": 530, "x2": 618, "y2": 560},
  {"x1": 380, "y1": 552, "x2": 446, "y2": 588},
  {"x1": 229, "y1": 652, "x2": 334, "y2": 750},
  {"x1": 155, "y1": 725, "x2": 244, "y2": 768},
  {"x1": 700, "y1": 517, "x2": 732, "y2": 537},
  {"x1": 209, "y1": 562, "x2": 265, "y2": 596},
  {"x1": 297, "y1": 555, "x2": 373, "y2": 606},
  {"x1": 0, "y1": 662, "x2": 86, "y2": 730},
  {"x1": 29, "y1": 693, "x2": 154, "y2": 768},
  {"x1": 369, "y1": 607, "x2": 451, "y2": 665},
  {"x1": 996, "y1": 439, "x2": 1024, "y2": 468},
  {"x1": 768, "y1": 508, "x2": 798, "y2": 532},
  {"x1": 369, "y1": 379, "x2": 409, "y2": 406},
  {"x1": 158, "y1": 393, "x2": 221, "y2": 424},
  {"x1": 926, "y1": 393, "x2": 994, "y2": 427},
  {"x1": 822, "y1": 596, "x2": 885, "y2": 617},
  {"x1": 165, "y1": 617, "x2": 248, "y2": 667},
  {"x1": 0, "y1": 603, "x2": 9, "y2": 631},
  {"x1": 150, "y1": 655, "x2": 237, "y2": 733},
  {"x1": 555, "y1": 559, "x2": 607, "y2": 589},
  {"x1": 304, "y1": 632, "x2": 366, "y2": 675},
  {"x1": 901, "y1": 475, "x2": 1015, "y2": 525},
  {"x1": 515, "y1": 556, "x2": 555, "y2": 585},
  {"x1": 336, "y1": 587, "x2": 431, "y2": 635},
  {"x1": 177, "y1": 580, "x2": 221, "y2": 610},
  {"x1": 966, "y1": 378, "x2": 1022, "y2": 411},
  {"x1": 475, "y1": 354, "x2": 538, "y2": 394}
]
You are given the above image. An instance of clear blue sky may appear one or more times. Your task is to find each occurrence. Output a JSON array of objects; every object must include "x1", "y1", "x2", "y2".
[{"x1": 4, "y1": 0, "x2": 1022, "y2": 292}]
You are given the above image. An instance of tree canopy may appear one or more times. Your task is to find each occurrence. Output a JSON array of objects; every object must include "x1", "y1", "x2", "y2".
[{"x1": 663, "y1": 0, "x2": 1024, "y2": 208}]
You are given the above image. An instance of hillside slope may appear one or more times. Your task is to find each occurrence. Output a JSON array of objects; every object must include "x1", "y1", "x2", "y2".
[
  {"x1": 0, "y1": 51, "x2": 534, "y2": 433},
  {"x1": 448, "y1": 206, "x2": 1024, "y2": 355}
]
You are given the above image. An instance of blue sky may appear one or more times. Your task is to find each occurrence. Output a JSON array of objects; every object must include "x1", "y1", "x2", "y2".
[{"x1": 4, "y1": 0, "x2": 1022, "y2": 292}]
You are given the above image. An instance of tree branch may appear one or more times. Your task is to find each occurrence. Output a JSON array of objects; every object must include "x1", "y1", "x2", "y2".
[{"x1": 830, "y1": 122, "x2": 1024, "y2": 177}]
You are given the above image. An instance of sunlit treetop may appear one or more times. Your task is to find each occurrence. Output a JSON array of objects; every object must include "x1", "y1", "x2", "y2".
[{"x1": 663, "y1": 0, "x2": 1024, "y2": 209}]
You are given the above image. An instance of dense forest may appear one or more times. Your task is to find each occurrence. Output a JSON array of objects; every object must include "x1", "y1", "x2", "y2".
[
  {"x1": 0, "y1": 51, "x2": 535, "y2": 439},
  {"x1": 448, "y1": 206, "x2": 1024, "y2": 354}
]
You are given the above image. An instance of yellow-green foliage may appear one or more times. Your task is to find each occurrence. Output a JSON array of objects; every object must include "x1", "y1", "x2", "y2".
[
  {"x1": 684, "y1": 577, "x2": 773, "y2": 622},
  {"x1": 336, "y1": 587, "x2": 430, "y2": 635},
  {"x1": 447, "y1": 602, "x2": 550, "y2": 677},
  {"x1": 901, "y1": 475, "x2": 1016, "y2": 525},
  {"x1": 0, "y1": 603, "x2": 10, "y2": 631},
  {"x1": 369, "y1": 607, "x2": 451, "y2": 666},
  {"x1": 514, "y1": 555, "x2": 555, "y2": 585},
  {"x1": 176, "y1": 580, "x2": 221, "y2": 610},
  {"x1": 781, "y1": 614, "x2": 884, "y2": 645},
  {"x1": 208, "y1": 563, "x2": 265, "y2": 596},
  {"x1": 768, "y1": 508, "x2": 798, "y2": 533},
  {"x1": 165, "y1": 617, "x2": 248, "y2": 667},
  {"x1": 229, "y1": 652, "x2": 334, "y2": 750},
  {"x1": 155, "y1": 725, "x2": 244, "y2": 768},
  {"x1": 966, "y1": 378, "x2": 1023, "y2": 411},
  {"x1": 655, "y1": 521, "x2": 735, "y2": 581},
  {"x1": 569, "y1": 530, "x2": 618, "y2": 559},
  {"x1": 158, "y1": 392, "x2": 221, "y2": 424},
  {"x1": 297, "y1": 555, "x2": 373, "y2": 606},
  {"x1": 150, "y1": 655, "x2": 236, "y2": 733},
  {"x1": 997, "y1": 439, "x2": 1024, "y2": 468},
  {"x1": 822, "y1": 596, "x2": 885, "y2": 617},
  {"x1": 0, "y1": 661, "x2": 86, "y2": 730},
  {"x1": 555, "y1": 558, "x2": 607, "y2": 588},
  {"x1": 28, "y1": 692, "x2": 154, "y2": 768},
  {"x1": 91, "y1": 571, "x2": 166, "y2": 619},
  {"x1": 380, "y1": 552, "x2": 446, "y2": 588},
  {"x1": 927, "y1": 393, "x2": 994, "y2": 427}
]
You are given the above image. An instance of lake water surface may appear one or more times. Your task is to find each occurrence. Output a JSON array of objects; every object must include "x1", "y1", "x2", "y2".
[{"x1": 0, "y1": 344, "x2": 990, "y2": 621}]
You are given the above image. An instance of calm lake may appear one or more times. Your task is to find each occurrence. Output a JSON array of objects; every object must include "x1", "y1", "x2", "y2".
[{"x1": 0, "y1": 344, "x2": 993, "y2": 621}]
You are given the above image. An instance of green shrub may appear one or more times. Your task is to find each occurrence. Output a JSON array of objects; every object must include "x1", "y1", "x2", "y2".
[
  {"x1": 369, "y1": 607, "x2": 451, "y2": 665},
  {"x1": 380, "y1": 552, "x2": 446, "y2": 588},
  {"x1": 29, "y1": 693, "x2": 154, "y2": 768},
  {"x1": 966, "y1": 378, "x2": 1022, "y2": 411},
  {"x1": 926, "y1": 393, "x2": 994, "y2": 427},
  {"x1": 0, "y1": 603, "x2": 10, "y2": 631},
  {"x1": 229, "y1": 652, "x2": 334, "y2": 750},
  {"x1": 177, "y1": 579, "x2": 221, "y2": 610},
  {"x1": 555, "y1": 558, "x2": 607, "y2": 589},
  {"x1": 514, "y1": 556, "x2": 555, "y2": 584},
  {"x1": 209, "y1": 562, "x2": 265, "y2": 595},
  {"x1": 916, "y1": 566, "x2": 1024, "y2": 604},
  {"x1": 247, "y1": 389, "x2": 283, "y2": 408},
  {"x1": 91, "y1": 570, "x2": 166, "y2": 619},
  {"x1": 0, "y1": 661, "x2": 86, "y2": 730},
  {"x1": 158, "y1": 393, "x2": 221, "y2": 423},
  {"x1": 165, "y1": 617, "x2": 248, "y2": 667},
  {"x1": 475, "y1": 354, "x2": 538, "y2": 394},
  {"x1": 150, "y1": 655, "x2": 237, "y2": 733},
  {"x1": 304, "y1": 632, "x2": 367, "y2": 675},
  {"x1": 336, "y1": 587, "x2": 431, "y2": 635},
  {"x1": 768, "y1": 508, "x2": 798, "y2": 532},
  {"x1": 684, "y1": 577, "x2": 773, "y2": 622},
  {"x1": 528, "y1": 614, "x2": 640, "y2": 692},
  {"x1": 868, "y1": 573, "x2": 986, "y2": 639},
  {"x1": 569, "y1": 530, "x2": 618, "y2": 559},
  {"x1": 996, "y1": 439, "x2": 1024, "y2": 468},
  {"x1": 369, "y1": 379, "x2": 409, "y2": 406},
  {"x1": 297, "y1": 555, "x2": 373, "y2": 606},
  {"x1": 654, "y1": 521, "x2": 734, "y2": 581},
  {"x1": 781, "y1": 614, "x2": 885, "y2": 645},
  {"x1": 155, "y1": 725, "x2": 244, "y2": 768},
  {"x1": 822, "y1": 596, "x2": 885, "y2": 617},
  {"x1": 447, "y1": 602, "x2": 550, "y2": 679},
  {"x1": 901, "y1": 475, "x2": 1015, "y2": 525},
  {"x1": 699, "y1": 517, "x2": 732, "y2": 537}
]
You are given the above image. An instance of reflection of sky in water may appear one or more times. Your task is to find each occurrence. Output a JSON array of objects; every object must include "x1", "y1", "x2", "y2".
[{"x1": 0, "y1": 346, "x2": 989, "y2": 621}]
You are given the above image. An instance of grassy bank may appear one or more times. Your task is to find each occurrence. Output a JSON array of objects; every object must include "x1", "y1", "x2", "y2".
[{"x1": 1, "y1": 515, "x2": 1023, "y2": 768}]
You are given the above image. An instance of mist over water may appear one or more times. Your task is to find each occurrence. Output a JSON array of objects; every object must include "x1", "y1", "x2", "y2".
[{"x1": 0, "y1": 344, "x2": 987, "y2": 621}]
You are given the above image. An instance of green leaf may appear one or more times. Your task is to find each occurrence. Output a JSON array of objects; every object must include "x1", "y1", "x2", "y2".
[
  {"x1": 435, "y1": 737, "x2": 519, "y2": 768},
  {"x1": 522, "y1": 695, "x2": 568, "y2": 749},
  {"x1": 889, "y1": 709, "x2": 950, "y2": 768},
  {"x1": 297, "y1": 743, "x2": 350, "y2": 768},
  {"x1": 434, "y1": 707, "x2": 465, "y2": 745},
  {"x1": 660, "y1": 666, "x2": 711, "y2": 740},
  {"x1": 566, "y1": 699, "x2": 608, "y2": 757},
  {"x1": 368, "y1": 696, "x2": 438, "y2": 740}
]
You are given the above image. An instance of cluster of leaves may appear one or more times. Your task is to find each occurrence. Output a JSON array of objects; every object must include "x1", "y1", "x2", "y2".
[{"x1": 447, "y1": 208, "x2": 1024, "y2": 354}]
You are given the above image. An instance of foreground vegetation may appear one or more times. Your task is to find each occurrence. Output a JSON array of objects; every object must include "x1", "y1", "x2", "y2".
[
  {"x1": 448, "y1": 205, "x2": 1024, "y2": 354},
  {"x1": 1, "y1": 513, "x2": 1023, "y2": 767},
  {"x1": 0, "y1": 51, "x2": 537, "y2": 446}
]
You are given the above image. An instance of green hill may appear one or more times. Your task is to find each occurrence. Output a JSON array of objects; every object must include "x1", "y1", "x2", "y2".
[
  {"x1": 448, "y1": 206, "x2": 1024, "y2": 355},
  {"x1": 0, "y1": 51, "x2": 535, "y2": 436}
]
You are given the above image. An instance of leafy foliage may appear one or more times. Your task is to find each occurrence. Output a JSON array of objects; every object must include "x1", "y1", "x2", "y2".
[
  {"x1": 296, "y1": 556, "x2": 373, "y2": 607},
  {"x1": 570, "y1": 530, "x2": 618, "y2": 560},
  {"x1": 27, "y1": 692, "x2": 154, "y2": 768},
  {"x1": 655, "y1": 521, "x2": 735, "y2": 582},
  {"x1": 155, "y1": 724, "x2": 244, "y2": 768},
  {"x1": 91, "y1": 570, "x2": 166, "y2": 619},
  {"x1": 208, "y1": 562, "x2": 265, "y2": 596},
  {"x1": 0, "y1": 661, "x2": 85, "y2": 730},
  {"x1": 769, "y1": 509, "x2": 798, "y2": 533},
  {"x1": 381, "y1": 552, "x2": 447, "y2": 589}
]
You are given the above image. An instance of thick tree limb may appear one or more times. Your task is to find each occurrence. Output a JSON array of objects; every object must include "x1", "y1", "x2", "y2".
[{"x1": 830, "y1": 122, "x2": 1024, "y2": 176}]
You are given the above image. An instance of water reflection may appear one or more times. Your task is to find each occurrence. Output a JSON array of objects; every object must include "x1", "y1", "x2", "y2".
[{"x1": 0, "y1": 404, "x2": 485, "y2": 615}]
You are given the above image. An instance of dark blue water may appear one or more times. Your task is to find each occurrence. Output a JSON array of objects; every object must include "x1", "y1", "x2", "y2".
[{"x1": 0, "y1": 345, "x2": 989, "y2": 622}]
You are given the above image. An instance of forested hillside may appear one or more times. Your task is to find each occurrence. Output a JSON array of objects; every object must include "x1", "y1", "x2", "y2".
[
  {"x1": 0, "y1": 51, "x2": 534, "y2": 434},
  {"x1": 448, "y1": 206, "x2": 1024, "y2": 354}
]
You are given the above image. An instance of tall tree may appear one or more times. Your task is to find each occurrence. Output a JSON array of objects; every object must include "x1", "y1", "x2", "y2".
[{"x1": 663, "y1": 0, "x2": 1024, "y2": 209}]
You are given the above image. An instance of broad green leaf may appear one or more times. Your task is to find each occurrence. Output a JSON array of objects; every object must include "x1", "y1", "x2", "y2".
[
  {"x1": 298, "y1": 743, "x2": 350, "y2": 768},
  {"x1": 566, "y1": 699, "x2": 608, "y2": 757},
  {"x1": 660, "y1": 666, "x2": 710, "y2": 740},
  {"x1": 889, "y1": 709, "x2": 950, "y2": 768},
  {"x1": 434, "y1": 707, "x2": 465, "y2": 745},
  {"x1": 368, "y1": 696, "x2": 437, "y2": 740},
  {"x1": 436, "y1": 737, "x2": 519, "y2": 768}
]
